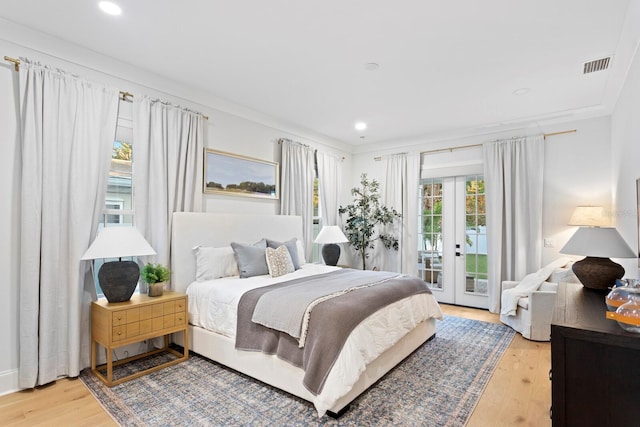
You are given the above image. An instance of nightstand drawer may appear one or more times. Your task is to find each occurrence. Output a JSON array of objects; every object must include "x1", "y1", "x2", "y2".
[
  {"x1": 112, "y1": 326, "x2": 126, "y2": 341},
  {"x1": 175, "y1": 312, "x2": 187, "y2": 325},
  {"x1": 113, "y1": 311, "x2": 127, "y2": 326}
]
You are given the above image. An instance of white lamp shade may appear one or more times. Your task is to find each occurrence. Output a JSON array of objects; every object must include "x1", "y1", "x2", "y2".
[
  {"x1": 560, "y1": 227, "x2": 636, "y2": 258},
  {"x1": 314, "y1": 226, "x2": 349, "y2": 244},
  {"x1": 81, "y1": 226, "x2": 156, "y2": 260},
  {"x1": 568, "y1": 206, "x2": 610, "y2": 227}
]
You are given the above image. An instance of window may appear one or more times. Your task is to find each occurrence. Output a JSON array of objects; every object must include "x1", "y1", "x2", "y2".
[
  {"x1": 418, "y1": 178, "x2": 443, "y2": 285},
  {"x1": 312, "y1": 176, "x2": 320, "y2": 263},
  {"x1": 103, "y1": 100, "x2": 134, "y2": 227},
  {"x1": 464, "y1": 175, "x2": 487, "y2": 290},
  {"x1": 94, "y1": 100, "x2": 135, "y2": 297}
]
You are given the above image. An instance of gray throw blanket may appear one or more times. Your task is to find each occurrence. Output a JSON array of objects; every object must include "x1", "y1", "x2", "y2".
[
  {"x1": 252, "y1": 269, "x2": 400, "y2": 345},
  {"x1": 236, "y1": 269, "x2": 433, "y2": 395}
]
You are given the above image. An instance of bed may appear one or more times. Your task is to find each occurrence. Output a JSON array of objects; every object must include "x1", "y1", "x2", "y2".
[{"x1": 171, "y1": 212, "x2": 443, "y2": 416}]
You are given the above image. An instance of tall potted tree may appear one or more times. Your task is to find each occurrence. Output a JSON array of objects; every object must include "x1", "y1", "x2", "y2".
[{"x1": 339, "y1": 173, "x2": 401, "y2": 270}]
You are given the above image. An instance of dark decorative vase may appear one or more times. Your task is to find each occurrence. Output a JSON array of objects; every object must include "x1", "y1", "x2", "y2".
[
  {"x1": 98, "y1": 260, "x2": 140, "y2": 303},
  {"x1": 572, "y1": 256, "x2": 625, "y2": 291}
]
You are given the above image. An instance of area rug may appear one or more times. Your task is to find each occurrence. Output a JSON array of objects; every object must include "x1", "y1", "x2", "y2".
[{"x1": 80, "y1": 315, "x2": 514, "y2": 426}]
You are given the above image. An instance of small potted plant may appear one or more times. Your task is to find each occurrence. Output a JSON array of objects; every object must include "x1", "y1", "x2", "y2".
[{"x1": 141, "y1": 263, "x2": 170, "y2": 297}]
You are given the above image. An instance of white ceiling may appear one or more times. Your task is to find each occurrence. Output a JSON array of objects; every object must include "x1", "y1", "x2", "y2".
[{"x1": 1, "y1": 1, "x2": 638, "y2": 146}]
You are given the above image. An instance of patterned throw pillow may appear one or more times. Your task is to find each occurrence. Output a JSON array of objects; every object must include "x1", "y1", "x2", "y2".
[{"x1": 265, "y1": 245, "x2": 295, "y2": 278}]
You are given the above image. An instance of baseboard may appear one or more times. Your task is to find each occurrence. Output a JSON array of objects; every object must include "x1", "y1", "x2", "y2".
[{"x1": 0, "y1": 368, "x2": 19, "y2": 396}]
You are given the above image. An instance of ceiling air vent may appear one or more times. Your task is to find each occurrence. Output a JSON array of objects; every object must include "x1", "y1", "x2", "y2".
[{"x1": 583, "y1": 57, "x2": 611, "y2": 74}]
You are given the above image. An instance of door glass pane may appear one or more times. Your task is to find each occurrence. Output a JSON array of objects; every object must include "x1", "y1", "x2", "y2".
[
  {"x1": 464, "y1": 175, "x2": 487, "y2": 295},
  {"x1": 419, "y1": 178, "x2": 443, "y2": 289}
]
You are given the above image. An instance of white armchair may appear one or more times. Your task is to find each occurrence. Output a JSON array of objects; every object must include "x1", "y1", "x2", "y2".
[{"x1": 499, "y1": 265, "x2": 578, "y2": 341}]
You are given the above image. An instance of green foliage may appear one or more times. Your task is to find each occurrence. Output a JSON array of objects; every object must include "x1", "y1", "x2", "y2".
[
  {"x1": 423, "y1": 199, "x2": 443, "y2": 252},
  {"x1": 141, "y1": 263, "x2": 170, "y2": 284},
  {"x1": 112, "y1": 141, "x2": 132, "y2": 160},
  {"x1": 221, "y1": 181, "x2": 276, "y2": 194},
  {"x1": 338, "y1": 173, "x2": 401, "y2": 270}
]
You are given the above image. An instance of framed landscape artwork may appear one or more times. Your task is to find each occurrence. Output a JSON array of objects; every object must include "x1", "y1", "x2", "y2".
[{"x1": 204, "y1": 148, "x2": 279, "y2": 199}]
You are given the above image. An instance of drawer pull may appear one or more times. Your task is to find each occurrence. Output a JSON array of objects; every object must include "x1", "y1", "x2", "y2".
[
  {"x1": 118, "y1": 331, "x2": 122, "y2": 335},
  {"x1": 118, "y1": 316, "x2": 122, "y2": 320},
  {"x1": 549, "y1": 369, "x2": 552, "y2": 381}
]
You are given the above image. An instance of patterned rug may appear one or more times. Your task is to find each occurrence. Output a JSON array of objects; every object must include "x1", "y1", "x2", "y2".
[{"x1": 80, "y1": 315, "x2": 514, "y2": 426}]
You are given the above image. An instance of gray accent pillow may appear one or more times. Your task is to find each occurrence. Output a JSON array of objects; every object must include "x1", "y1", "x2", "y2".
[
  {"x1": 266, "y1": 238, "x2": 300, "y2": 270},
  {"x1": 231, "y1": 239, "x2": 268, "y2": 278}
]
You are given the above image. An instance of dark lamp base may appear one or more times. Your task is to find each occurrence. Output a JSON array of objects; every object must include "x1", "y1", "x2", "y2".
[
  {"x1": 98, "y1": 260, "x2": 140, "y2": 303},
  {"x1": 321, "y1": 243, "x2": 341, "y2": 266},
  {"x1": 572, "y1": 256, "x2": 625, "y2": 291}
]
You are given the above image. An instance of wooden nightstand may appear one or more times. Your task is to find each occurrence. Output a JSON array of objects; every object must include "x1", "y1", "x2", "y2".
[{"x1": 91, "y1": 291, "x2": 189, "y2": 386}]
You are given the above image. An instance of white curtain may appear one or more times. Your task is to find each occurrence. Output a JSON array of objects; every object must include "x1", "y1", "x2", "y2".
[
  {"x1": 280, "y1": 139, "x2": 315, "y2": 261},
  {"x1": 383, "y1": 154, "x2": 420, "y2": 275},
  {"x1": 483, "y1": 135, "x2": 544, "y2": 313},
  {"x1": 133, "y1": 97, "x2": 204, "y2": 280},
  {"x1": 19, "y1": 58, "x2": 119, "y2": 387},
  {"x1": 316, "y1": 151, "x2": 342, "y2": 227}
]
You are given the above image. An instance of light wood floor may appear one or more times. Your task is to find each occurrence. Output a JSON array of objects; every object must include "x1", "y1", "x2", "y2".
[{"x1": 0, "y1": 305, "x2": 550, "y2": 426}]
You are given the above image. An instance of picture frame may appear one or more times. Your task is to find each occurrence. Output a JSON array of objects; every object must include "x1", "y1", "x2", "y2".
[{"x1": 204, "y1": 148, "x2": 279, "y2": 199}]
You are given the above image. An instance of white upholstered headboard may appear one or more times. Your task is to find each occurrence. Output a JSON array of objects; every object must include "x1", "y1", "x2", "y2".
[{"x1": 171, "y1": 212, "x2": 304, "y2": 293}]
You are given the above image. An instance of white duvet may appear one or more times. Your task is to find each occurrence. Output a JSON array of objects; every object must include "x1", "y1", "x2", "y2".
[{"x1": 186, "y1": 264, "x2": 443, "y2": 416}]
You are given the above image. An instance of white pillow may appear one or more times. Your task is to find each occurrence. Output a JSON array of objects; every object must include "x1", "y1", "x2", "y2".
[
  {"x1": 193, "y1": 246, "x2": 239, "y2": 281},
  {"x1": 296, "y1": 240, "x2": 306, "y2": 266},
  {"x1": 265, "y1": 245, "x2": 295, "y2": 278}
]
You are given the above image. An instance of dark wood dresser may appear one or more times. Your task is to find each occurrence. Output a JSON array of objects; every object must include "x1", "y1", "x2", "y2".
[{"x1": 551, "y1": 282, "x2": 640, "y2": 426}]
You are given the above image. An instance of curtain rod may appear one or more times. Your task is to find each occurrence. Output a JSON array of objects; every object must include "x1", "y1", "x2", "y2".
[
  {"x1": 4, "y1": 55, "x2": 19, "y2": 71},
  {"x1": 4, "y1": 55, "x2": 208, "y2": 120},
  {"x1": 373, "y1": 152, "x2": 408, "y2": 161},
  {"x1": 278, "y1": 138, "x2": 345, "y2": 160},
  {"x1": 374, "y1": 129, "x2": 577, "y2": 160}
]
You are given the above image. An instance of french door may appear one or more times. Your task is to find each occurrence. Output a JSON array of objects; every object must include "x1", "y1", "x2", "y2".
[{"x1": 418, "y1": 175, "x2": 488, "y2": 309}]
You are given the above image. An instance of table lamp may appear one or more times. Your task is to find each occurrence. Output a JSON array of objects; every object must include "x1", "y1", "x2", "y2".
[
  {"x1": 81, "y1": 227, "x2": 156, "y2": 302},
  {"x1": 314, "y1": 226, "x2": 349, "y2": 266},
  {"x1": 560, "y1": 206, "x2": 636, "y2": 291}
]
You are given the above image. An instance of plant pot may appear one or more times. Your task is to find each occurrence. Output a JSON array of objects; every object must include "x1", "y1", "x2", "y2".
[{"x1": 147, "y1": 282, "x2": 164, "y2": 297}]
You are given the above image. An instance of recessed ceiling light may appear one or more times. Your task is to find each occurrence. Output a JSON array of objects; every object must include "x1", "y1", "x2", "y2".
[
  {"x1": 355, "y1": 122, "x2": 367, "y2": 131},
  {"x1": 363, "y1": 63, "x2": 379, "y2": 71},
  {"x1": 99, "y1": 1, "x2": 122, "y2": 15},
  {"x1": 512, "y1": 87, "x2": 531, "y2": 96}
]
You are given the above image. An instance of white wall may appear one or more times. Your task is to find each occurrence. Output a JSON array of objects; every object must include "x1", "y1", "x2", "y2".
[
  {"x1": 350, "y1": 116, "x2": 614, "y2": 269},
  {"x1": 0, "y1": 24, "x2": 352, "y2": 395},
  {"x1": 612, "y1": 42, "x2": 640, "y2": 279}
]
